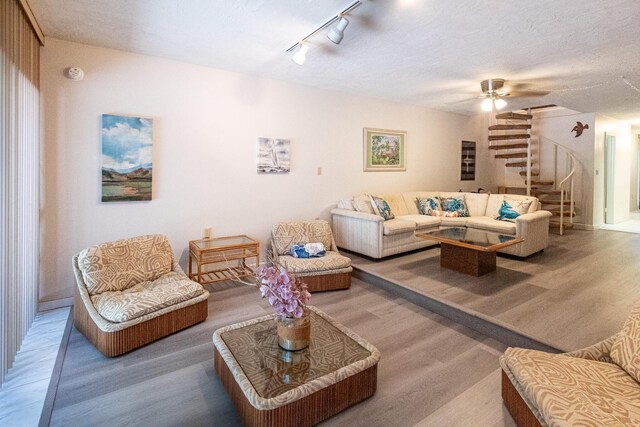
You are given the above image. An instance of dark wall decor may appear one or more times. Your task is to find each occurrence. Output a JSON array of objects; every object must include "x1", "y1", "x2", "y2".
[
  {"x1": 460, "y1": 140, "x2": 476, "y2": 181},
  {"x1": 571, "y1": 121, "x2": 589, "y2": 138}
]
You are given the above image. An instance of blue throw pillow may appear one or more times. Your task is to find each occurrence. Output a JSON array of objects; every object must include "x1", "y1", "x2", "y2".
[
  {"x1": 370, "y1": 195, "x2": 395, "y2": 221},
  {"x1": 496, "y1": 200, "x2": 521, "y2": 222},
  {"x1": 440, "y1": 196, "x2": 470, "y2": 217},
  {"x1": 416, "y1": 197, "x2": 441, "y2": 215}
]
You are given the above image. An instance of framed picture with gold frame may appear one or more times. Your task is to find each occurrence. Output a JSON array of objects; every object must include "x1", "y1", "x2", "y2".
[{"x1": 363, "y1": 128, "x2": 406, "y2": 172}]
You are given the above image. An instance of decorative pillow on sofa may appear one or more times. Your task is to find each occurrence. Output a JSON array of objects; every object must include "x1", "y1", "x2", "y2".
[
  {"x1": 430, "y1": 210, "x2": 459, "y2": 217},
  {"x1": 416, "y1": 197, "x2": 441, "y2": 215},
  {"x1": 496, "y1": 197, "x2": 532, "y2": 222},
  {"x1": 610, "y1": 302, "x2": 640, "y2": 383},
  {"x1": 440, "y1": 196, "x2": 470, "y2": 217},
  {"x1": 369, "y1": 195, "x2": 395, "y2": 220},
  {"x1": 352, "y1": 194, "x2": 376, "y2": 214}
]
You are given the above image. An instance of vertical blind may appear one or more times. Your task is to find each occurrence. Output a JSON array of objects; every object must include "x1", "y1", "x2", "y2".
[{"x1": 0, "y1": 0, "x2": 41, "y2": 385}]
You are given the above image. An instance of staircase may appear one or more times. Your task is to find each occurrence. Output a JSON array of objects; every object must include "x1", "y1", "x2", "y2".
[{"x1": 488, "y1": 111, "x2": 577, "y2": 235}]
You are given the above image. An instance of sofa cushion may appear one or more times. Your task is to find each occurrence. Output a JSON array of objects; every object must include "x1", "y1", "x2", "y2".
[
  {"x1": 278, "y1": 251, "x2": 351, "y2": 274},
  {"x1": 370, "y1": 195, "x2": 395, "y2": 220},
  {"x1": 502, "y1": 347, "x2": 640, "y2": 426},
  {"x1": 466, "y1": 217, "x2": 517, "y2": 235},
  {"x1": 439, "y1": 217, "x2": 469, "y2": 227},
  {"x1": 464, "y1": 193, "x2": 489, "y2": 217},
  {"x1": 337, "y1": 197, "x2": 355, "y2": 210},
  {"x1": 611, "y1": 303, "x2": 640, "y2": 383},
  {"x1": 77, "y1": 234, "x2": 174, "y2": 296},
  {"x1": 272, "y1": 220, "x2": 334, "y2": 256},
  {"x1": 398, "y1": 215, "x2": 440, "y2": 230},
  {"x1": 439, "y1": 195, "x2": 470, "y2": 217},
  {"x1": 352, "y1": 194, "x2": 375, "y2": 214},
  {"x1": 90, "y1": 271, "x2": 204, "y2": 323},
  {"x1": 381, "y1": 193, "x2": 408, "y2": 216},
  {"x1": 382, "y1": 218, "x2": 417, "y2": 236},
  {"x1": 485, "y1": 194, "x2": 505, "y2": 218}
]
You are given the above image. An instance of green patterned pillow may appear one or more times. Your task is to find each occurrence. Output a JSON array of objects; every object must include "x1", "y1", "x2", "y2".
[
  {"x1": 369, "y1": 195, "x2": 395, "y2": 221},
  {"x1": 440, "y1": 196, "x2": 470, "y2": 217},
  {"x1": 416, "y1": 197, "x2": 441, "y2": 215}
]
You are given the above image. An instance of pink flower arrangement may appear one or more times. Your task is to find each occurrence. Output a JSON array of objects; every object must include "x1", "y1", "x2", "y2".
[{"x1": 256, "y1": 265, "x2": 311, "y2": 318}]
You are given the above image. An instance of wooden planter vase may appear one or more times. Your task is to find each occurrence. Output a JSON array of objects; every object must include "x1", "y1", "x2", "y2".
[{"x1": 276, "y1": 310, "x2": 311, "y2": 351}]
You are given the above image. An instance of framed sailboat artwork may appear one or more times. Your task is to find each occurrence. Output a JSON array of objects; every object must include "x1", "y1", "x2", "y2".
[{"x1": 257, "y1": 137, "x2": 290, "y2": 174}]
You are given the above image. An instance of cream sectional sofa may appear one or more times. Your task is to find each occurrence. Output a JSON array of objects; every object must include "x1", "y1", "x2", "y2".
[{"x1": 331, "y1": 192, "x2": 552, "y2": 259}]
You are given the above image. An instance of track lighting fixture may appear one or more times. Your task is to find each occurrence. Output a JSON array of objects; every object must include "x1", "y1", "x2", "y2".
[
  {"x1": 285, "y1": 1, "x2": 362, "y2": 65},
  {"x1": 328, "y1": 17, "x2": 349, "y2": 44},
  {"x1": 292, "y1": 44, "x2": 309, "y2": 66}
]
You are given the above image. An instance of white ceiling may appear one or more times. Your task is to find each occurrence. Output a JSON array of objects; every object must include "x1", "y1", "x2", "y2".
[{"x1": 30, "y1": 0, "x2": 640, "y2": 121}]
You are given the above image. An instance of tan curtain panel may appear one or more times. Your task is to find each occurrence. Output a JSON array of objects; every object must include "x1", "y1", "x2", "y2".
[{"x1": 0, "y1": 0, "x2": 41, "y2": 384}]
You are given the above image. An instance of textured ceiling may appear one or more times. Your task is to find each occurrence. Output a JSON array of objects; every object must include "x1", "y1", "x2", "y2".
[{"x1": 30, "y1": 0, "x2": 640, "y2": 120}]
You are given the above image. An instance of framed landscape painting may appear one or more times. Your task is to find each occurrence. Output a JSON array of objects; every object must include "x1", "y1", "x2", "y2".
[
  {"x1": 101, "y1": 114, "x2": 153, "y2": 202},
  {"x1": 363, "y1": 128, "x2": 406, "y2": 171}
]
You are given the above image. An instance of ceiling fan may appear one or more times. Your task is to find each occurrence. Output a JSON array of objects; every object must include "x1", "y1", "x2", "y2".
[{"x1": 475, "y1": 78, "x2": 550, "y2": 111}]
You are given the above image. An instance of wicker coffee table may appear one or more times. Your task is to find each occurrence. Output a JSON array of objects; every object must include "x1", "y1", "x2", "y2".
[
  {"x1": 212, "y1": 306, "x2": 380, "y2": 426},
  {"x1": 416, "y1": 227, "x2": 524, "y2": 276}
]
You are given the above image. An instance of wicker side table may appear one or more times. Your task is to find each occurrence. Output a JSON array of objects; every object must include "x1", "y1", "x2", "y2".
[{"x1": 188, "y1": 235, "x2": 259, "y2": 285}]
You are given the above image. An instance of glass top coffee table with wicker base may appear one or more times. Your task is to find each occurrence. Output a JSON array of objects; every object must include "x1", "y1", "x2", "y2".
[
  {"x1": 416, "y1": 227, "x2": 524, "y2": 277},
  {"x1": 212, "y1": 306, "x2": 380, "y2": 427}
]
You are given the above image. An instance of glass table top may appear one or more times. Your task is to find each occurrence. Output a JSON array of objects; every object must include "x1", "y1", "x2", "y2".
[
  {"x1": 417, "y1": 227, "x2": 521, "y2": 250},
  {"x1": 220, "y1": 310, "x2": 371, "y2": 399},
  {"x1": 193, "y1": 235, "x2": 256, "y2": 249}
]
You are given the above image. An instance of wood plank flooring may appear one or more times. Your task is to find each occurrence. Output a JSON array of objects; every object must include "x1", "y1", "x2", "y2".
[
  {"x1": 48, "y1": 280, "x2": 516, "y2": 427},
  {"x1": 348, "y1": 229, "x2": 640, "y2": 352}
]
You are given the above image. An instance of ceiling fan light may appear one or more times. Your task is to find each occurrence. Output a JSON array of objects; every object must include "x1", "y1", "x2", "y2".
[
  {"x1": 292, "y1": 44, "x2": 309, "y2": 66},
  {"x1": 328, "y1": 17, "x2": 349, "y2": 44},
  {"x1": 494, "y1": 98, "x2": 507, "y2": 110},
  {"x1": 481, "y1": 98, "x2": 493, "y2": 112}
]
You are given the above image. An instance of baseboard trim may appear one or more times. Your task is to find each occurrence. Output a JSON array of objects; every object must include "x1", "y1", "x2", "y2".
[
  {"x1": 38, "y1": 297, "x2": 73, "y2": 312},
  {"x1": 353, "y1": 268, "x2": 562, "y2": 354}
]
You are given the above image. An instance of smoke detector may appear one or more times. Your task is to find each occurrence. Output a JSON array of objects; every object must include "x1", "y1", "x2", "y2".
[{"x1": 65, "y1": 66, "x2": 85, "y2": 81}]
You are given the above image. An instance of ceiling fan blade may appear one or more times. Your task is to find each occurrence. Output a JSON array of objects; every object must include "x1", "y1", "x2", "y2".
[{"x1": 507, "y1": 90, "x2": 550, "y2": 98}]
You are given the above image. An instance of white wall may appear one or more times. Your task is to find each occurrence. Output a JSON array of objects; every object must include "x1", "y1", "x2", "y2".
[
  {"x1": 40, "y1": 38, "x2": 486, "y2": 303},
  {"x1": 593, "y1": 114, "x2": 632, "y2": 226}
]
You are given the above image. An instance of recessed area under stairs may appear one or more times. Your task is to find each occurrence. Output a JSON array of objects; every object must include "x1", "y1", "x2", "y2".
[{"x1": 346, "y1": 228, "x2": 640, "y2": 353}]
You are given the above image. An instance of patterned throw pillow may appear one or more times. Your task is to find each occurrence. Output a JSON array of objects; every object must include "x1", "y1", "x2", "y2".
[
  {"x1": 440, "y1": 196, "x2": 470, "y2": 217},
  {"x1": 369, "y1": 195, "x2": 395, "y2": 221},
  {"x1": 430, "y1": 210, "x2": 459, "y2": 217},
  {"x1": 496, "y1": 198, "x2": 532, "y2": 222},
  {"x1": 416, "y1": 197, "x2": 441, "y2": 215}
]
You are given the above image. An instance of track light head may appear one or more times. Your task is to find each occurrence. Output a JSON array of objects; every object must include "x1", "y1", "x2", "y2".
[
  {"x1": 292, "y1": 44, "x2": 309, "y2": 66},
  {"x1": 328, "y1": 17, "x2": 349, "y2": 44}
]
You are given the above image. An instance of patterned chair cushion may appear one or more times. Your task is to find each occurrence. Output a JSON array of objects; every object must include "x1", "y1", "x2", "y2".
[
  {"x1": 278, "y1": 251, "x2": 351, "y2": 274},
  {"x1": 502, "y1": 347, "x2": 640, "y2": 426},
  {"x1": 272, "y1": 220, "x2": 334, "y2": 256},
  {"x1": 611, "y1": 303, "x2": 640, "y2": 383},
  {"x1": 77, "y1": 234, "x2": 174, "y2": 295},
  {"x1": 90, "y1": 271, "x2": 205, "y2": 323}
]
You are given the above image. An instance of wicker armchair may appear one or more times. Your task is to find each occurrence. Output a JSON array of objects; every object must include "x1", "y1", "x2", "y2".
[
  {"x1": 270, "y1": 220, "x2": 352, "y2": 292},
  {"x1": 72, "y1": 234, "x2": 209, "y2": 356},
  {"x1": 500, "y1": 303, "x2": 640, "y2": 426}
]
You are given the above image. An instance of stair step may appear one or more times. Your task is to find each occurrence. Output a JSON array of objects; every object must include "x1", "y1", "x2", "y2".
[
  {"x1": 489, "y1": 143, "x2": 529, "y2": 150},
  {"x1": 488, "y1": 124, "x2": 532, "y2": 131},
  {"x1": 526, "y1": 180, "x2": 554, "y2": 186},
  {"x1": 541, "y1": 199, "x2": 572, "y2": 205},
  {"x1": 505, "y1": 162, "x2": 536, "y2": 168},
  {"x1": 488, "y1": 134, "x2": 530, "y2": 141},
  {"x1": 495, "y1": 152, "x2": 529, "y2": 159},
  {"x1": 533, "y1": 189, "x2": 562, "y2": 195},
  {"x1": 549, "y1": 221, "x2": 574, "y2": 230},
  {"x1": 520, "y1": 171, "x2": 540, "y2": 176},
  {"x1": 495, "y1": 112, "x2": 533, "y2": 120},
  {"x1": 549, "y1": 210, "x2": 576, "y2": 217}
]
